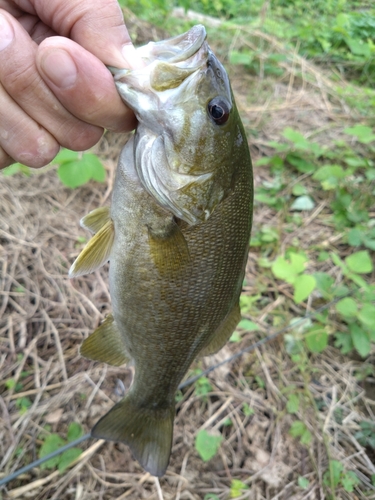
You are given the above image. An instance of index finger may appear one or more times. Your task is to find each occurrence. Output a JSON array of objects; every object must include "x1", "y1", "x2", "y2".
[{"x1": 12, "y1": 0, "x2": 142, "y2": 68}]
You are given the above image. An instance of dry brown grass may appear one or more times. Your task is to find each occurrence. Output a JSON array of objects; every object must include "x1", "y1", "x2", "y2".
[{"x1": 1, "y1": 11, "x2": 374, "y2": 500}]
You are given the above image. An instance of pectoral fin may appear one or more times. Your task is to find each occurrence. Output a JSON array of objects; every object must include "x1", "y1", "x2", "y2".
[
  {"x1": 200, "y1": 302, "x2": 241, "y2": 357},
  {"x1": 80, "y1": 314, "x2": 130, "y2": 366},
  {"x1": 148, "y1": 219, "x2": 190, "y2": 276},
  {"x1": 81, "y1": 206, "x2": 111, "y2": 234},
  {"x1": 69, "y1": 219, "x2": 114, "y2": 277}
]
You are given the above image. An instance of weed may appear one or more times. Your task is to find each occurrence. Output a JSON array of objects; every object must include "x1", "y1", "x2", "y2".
[
  {"x1": 38, "y1": 422, "x2": 84, "y2": 473},
  {"x1": 195, "y1": 429, "x2": 223, "y2": 462}
]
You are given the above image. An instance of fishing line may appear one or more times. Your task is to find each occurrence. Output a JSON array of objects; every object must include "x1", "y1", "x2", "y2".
[{"x1": 0, "y1": 293, "x2": 351, "y2": 488}]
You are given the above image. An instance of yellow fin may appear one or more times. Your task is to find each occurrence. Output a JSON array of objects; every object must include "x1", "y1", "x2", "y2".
[
  {"x1": 69, "y1": 219, "x2": 114, "y2": 277},
  {"x1": 80, "y1": 314, "x2": 129, "y2": 366},
  {"x1": 81, "y1": 206, "x2": 111, "y2": 234},
  {"x1": 148, "y1": 219, "x2": 190, "y2": 276},
  {"x1": 200, "y1": 302, "x2": 241, "y2": 357},
  {"x1": 92, "y1": 394, "x2": 174, "y2": 477}
]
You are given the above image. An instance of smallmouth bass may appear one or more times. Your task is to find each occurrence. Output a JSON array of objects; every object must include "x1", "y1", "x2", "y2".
[{"x1": 70, "y1": 25, "x2": 253, "y2": 477}]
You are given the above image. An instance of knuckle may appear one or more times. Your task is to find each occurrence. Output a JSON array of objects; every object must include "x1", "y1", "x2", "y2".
[{"x1": 61, "y1": 123, "x2": 103, "y2": 151}]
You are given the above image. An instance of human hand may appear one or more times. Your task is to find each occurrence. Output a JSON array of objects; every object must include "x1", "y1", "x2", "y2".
[{"x1": 0, "y1": 0, "x2": 141, "y2": 169}]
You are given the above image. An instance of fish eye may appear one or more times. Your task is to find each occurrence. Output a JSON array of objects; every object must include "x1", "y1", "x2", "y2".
[{"x1": 207, "y1": 97, "x2": 230, "y2": 125}]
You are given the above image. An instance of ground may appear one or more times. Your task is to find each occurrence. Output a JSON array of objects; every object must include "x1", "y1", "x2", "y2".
[{"x1": 0, "y1": 10, "x2": 374, "y2": 500}]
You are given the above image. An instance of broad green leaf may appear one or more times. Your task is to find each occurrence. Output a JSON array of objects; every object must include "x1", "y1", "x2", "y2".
[
  {"x1": 286, "y1": 154, "x2": 315, "y2": 173},
  {"x1": 290, "y1": 253, "x2": 308, "y2": 273},
  {"x1": 286, "y1": 394, "x2": 300, "y2": 414},
  {"x1": 195, "y1": 429, "x2": 223, "y2": 462},
  {"x1": 255, "y1": 157, "x2": 271, "y2": 166},
  {"x1": 82, "y1": 153, "x2": 106, "y2": 182},
  {"x1": 341, "y1": 471, "x2": 360, "y2": 492},
  {"x1": 358, "y1": 304, "x2": 375, "y2": 328},
  {"x1": 335, "y1": 297, "x2": 358, "y2": 317},
  {"x1": 345, "y1": 38, "x2": 371, "y2": 58},
  {"x1": 238, "y1": 319, "x2": 258, "y2": 331},
  {"x1": 272, "y1": 256, "x2": 296, "y2": 283},
  {"x1": 2, "y1": 163, "x2": 22, "y2": 176},
  {"x1": 230, "y1": 479, "x2": 249, "y2": 498},
  {"x1": 289, "y1": 420, "x2": 306, "y2": 437},
  {"x1": 313, "y1": 165, "x2": 345, "y2": 180},
  {"x1": 292, "y1": 184, "x2": 308, "y2": 196},
  {"x1": 57, "y1": 161, "x2": 91, "y2": 188},
  {"x1": 336, "y1": 13, "x2": 349, "y2": 27},
  {"x1": 283, "y1": 128, "x2": 310, "y2": 148},
  {"x1": 229, "y1": 51, "x2": 253, "y2": 66},
  {"x1": 347, "y1": 228, "x2": 362, "y2": 246},
  {"x1": 54, "y1": 149, "x2": 78, "y2": 164},
  {"x1": 313, "y1": 165, "x2": 346, "y2": 190},
  {"x1": 334, "y1": 332, "x2": 353, "y2": 354},
  {"x1": 350, "y1": 324, "x2": 371, "y2": 357},
  {"x1": 230, "y1": 331, "x2": 241, "y2": 342},
  {"x1": 346, "y1": 250, "x2": 373, "y2": 274},
  {"x1": 58, "y1": 448, "x2": 82, "y2": 473},
  {"x1": 293, "y1": 274, "x2": 316, "y2": 303},
  {"x1": 204, "y1": 495, "x2": 220, "y2": 500},
  {"x1": 67, "y1": 422, "x2": 83, "y2": 442},
  {"x1": 328, "y1": 460, "x2": 344, "y2": 488},
  {"x1": 242, "y1": 403, "x2": 254, "y2": 417},
  {"x1": 344, "y1": 125, "x2": 375, "y2": 144},
  {"x1": 39, "y1": 434, "x2": 66, "y2": 469},
  {"x1": 290, "y1": 195, "x2": 315, "y2": 211},
  {"x1": 300, "y1": 429, "x2": 312, "y2": 445},
  {"x1": 298, "y1": 476, "x2": 309, "y2": 489},
  {"x1": 314, "y1": 272, "x2": 334, "y2": 298},
  {"x1": 305, "y1": 326, "x2": 328, "y2": 353}
]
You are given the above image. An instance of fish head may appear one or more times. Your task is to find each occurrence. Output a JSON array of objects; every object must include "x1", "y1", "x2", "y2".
[{"x1": 112, "y1": 25, "x2": 246, "y2": 225}]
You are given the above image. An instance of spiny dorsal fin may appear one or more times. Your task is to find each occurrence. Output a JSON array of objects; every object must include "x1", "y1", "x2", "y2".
[
  {"x1": 69, "y1": 219, "x2": 114, "y2": 278},
  {"x1": 92, "y1": 394, "x2": 174, "y2": 477},
  {"x1": 80, "y1": 314, "x2": 129, "y2": 366},
  {"x1": 81, "y1": 206, "x2": 111, "y2": 234},
  {"x1": 200, "y1": 302, "x2": 241, "y2": 357},
  {"x1": 148, "y1": 219, "x2": 190, "y2": 276}
]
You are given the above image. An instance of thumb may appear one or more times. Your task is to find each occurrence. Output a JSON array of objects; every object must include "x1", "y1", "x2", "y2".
[{"x1": 25, "y1": 0, "x2": 143, "y2": 68}]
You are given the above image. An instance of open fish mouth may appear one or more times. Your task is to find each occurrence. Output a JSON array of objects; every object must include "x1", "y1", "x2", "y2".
[
  {"x1": 136, "y1": 24, "x2": 207, "y2": 63},
  {"x1": 109, "y1": 25, "x2": 208, "y2": 88}
]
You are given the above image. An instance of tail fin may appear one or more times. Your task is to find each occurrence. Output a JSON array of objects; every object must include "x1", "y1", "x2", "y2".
[{"x1": 91, "y1": 395, "x2": 175, "y2": 477}]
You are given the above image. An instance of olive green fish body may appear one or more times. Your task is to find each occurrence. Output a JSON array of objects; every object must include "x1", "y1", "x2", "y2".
[{"x1": 69, "y1": 25, "x2": 253, "y2": 477}]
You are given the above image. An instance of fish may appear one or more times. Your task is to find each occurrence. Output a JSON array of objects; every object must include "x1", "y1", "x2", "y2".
[{"x1": 69, "y1": 24, "x2": 253, "y2": 477}]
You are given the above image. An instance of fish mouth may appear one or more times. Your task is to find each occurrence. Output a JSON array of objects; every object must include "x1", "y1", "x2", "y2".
[
  {"x1": 138, "y1": 24, "x2": 207, "y2": 64},
  {"x1": 109, "y1": 25, "x2": 208, "y2": 90}
]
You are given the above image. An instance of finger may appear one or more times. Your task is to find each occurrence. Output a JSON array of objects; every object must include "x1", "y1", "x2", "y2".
[
  {"x1": 1, "y1": 0, "x2": 58, "y2": 43},
  {"x1": 0, "y1": 10, "x2": 104, "y2": 153},
  {"x1": 37, "y1": 37, "x2": 137, "y2": 133},
  {"x1": 0, "y1": 145, "x2": 15, "y2": 170},
  {"x1": 14, "y1": 0, "x2": 143, "y2": 69},
  {"x1": 0, "y1": 82, "x2": 59, "y2": 167}
]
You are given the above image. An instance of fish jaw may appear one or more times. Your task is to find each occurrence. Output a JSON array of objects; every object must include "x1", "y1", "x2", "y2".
[{"x1": 110, "y1": 26, "x2": 241, "y2": 225}]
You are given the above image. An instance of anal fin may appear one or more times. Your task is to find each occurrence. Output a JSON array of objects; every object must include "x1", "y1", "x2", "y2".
[
  {"x1": 81, "y1": 206, "x2": 111, "y2": 234},
  {"x1": 200, "y1": 302, "x2": 241, "y2": 357},
  {"x1": 80, "y1": 314, "x2": 129, "y2": 366},
  {"x1": 69, "y1": 219, "x2": 114, "y2": 277},
  {"x1": 148, "y1": 218, "x2": 190, "y2": 276}
]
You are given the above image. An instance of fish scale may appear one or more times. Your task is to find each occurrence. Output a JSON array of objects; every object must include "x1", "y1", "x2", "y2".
[{"x1": 69, "y1": 25, "x2": 253, "y2": 477}]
